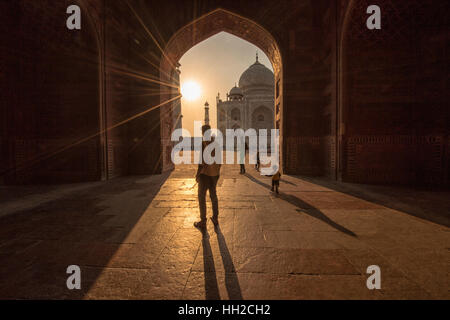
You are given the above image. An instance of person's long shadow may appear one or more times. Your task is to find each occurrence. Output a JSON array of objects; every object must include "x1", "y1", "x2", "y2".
[
  {"x1": 200, "y1": 226, "x2": 243, "y2": 300},
  {"x1": 281, "y1": 179, "x2": 297, "y2": 186},
  {"x1": 244, "y1": 173, "x2": 357, "y2": 237},
  {"x1": 201, "y1": 232, "x2": 221, "y2": 300},
  {"x1": 214, "y1": 224, "x2": 243, "y2": 300}
]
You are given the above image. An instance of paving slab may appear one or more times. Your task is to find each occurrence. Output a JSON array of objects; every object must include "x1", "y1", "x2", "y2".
[{"x1": 0, "y1": 157, "x2": 448, "y2": 299}]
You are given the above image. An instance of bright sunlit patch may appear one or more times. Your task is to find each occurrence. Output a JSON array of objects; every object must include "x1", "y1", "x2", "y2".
[{"x1": 181, "y1": 81, "x2": 201, "y2": 101}]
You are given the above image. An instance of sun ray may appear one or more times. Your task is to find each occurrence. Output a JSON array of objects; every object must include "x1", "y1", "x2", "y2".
[
  {"x1": 181, "y1": 81, "x2": 201, "y2": 101},
  {"x1": 124, "y1": 0, "x2": 177, "y2": 71},
  {"x1": 1, "y1": 95, "x2": 182, "y2": 178},
  {"x1": 108, "y1": 65, "x2": 178, "y2": 89}
]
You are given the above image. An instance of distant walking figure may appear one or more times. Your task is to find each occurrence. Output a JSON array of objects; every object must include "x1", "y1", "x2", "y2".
[
  {"x1": 271, "y1": 166, "x2": 281, "y2": 194},
  {"x1": 239, "y1": 143, "x2": 246, "y2": 174},
  {"x1": 255, "y1": 151, "x2": 260, "y2": 171},
  {"x1": 194, "y1": 125, "x2": 221, "y2": 230}
]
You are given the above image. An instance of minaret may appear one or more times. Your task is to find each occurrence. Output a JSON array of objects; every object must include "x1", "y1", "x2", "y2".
[{"x1": 204, "y1": 101, "x2": 210, "y2": 126}]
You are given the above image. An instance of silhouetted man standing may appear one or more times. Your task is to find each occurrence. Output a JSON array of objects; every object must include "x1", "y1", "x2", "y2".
[{"x1": 194, "y1": 125, "x2": 221, "y2": 230}]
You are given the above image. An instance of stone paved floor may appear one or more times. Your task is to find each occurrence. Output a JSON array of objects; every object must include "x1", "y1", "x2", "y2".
[{"x1": 0, "y1": 157, "x2": 449, "y2": 299}]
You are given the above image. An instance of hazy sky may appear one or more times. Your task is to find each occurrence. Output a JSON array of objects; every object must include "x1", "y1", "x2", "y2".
[{"x1": 179, "y1": 32, "x2": 273, "y2": 135}]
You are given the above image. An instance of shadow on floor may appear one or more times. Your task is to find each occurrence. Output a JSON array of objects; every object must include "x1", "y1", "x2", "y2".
[
  {"x1": 0, "y1": 173, "x2": 171, "y2": 299},
  {"x1": 201, "y1": 232, "x2": 220, "y2": 300},
  {"x1": 244, "y1": 173, "x2": 357, "y2": 237},
  {"x1": 214, "y1": 225, "x2": 242, "y2": 299},
  {"x1": 200, "y1": 224, "x2": 243, "y2": 300},
  {"x1": 295, "y1": 176, "x2": 450, "y2": 228},
  {"x1": 280, "y1": 179, "x2": 297, "y2": 186}
]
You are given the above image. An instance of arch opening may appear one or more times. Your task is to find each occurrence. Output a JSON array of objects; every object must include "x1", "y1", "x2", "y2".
[{"x1": 159, "y1": 8, "x2": 283, "y2": 172}]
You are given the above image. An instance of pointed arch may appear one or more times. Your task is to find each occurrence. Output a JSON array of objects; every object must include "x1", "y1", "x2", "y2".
[{"x1": 159, "y1": 8, "x2": 283, "y2": 172}]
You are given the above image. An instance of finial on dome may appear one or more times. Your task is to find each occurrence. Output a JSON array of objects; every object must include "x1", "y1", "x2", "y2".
[{"x1": 256, "y1": 51, "x2": 259, "y2": 62}]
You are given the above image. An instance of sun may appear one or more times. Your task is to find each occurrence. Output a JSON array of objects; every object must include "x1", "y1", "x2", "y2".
[{"x1": 181, "y1": 81, "x2": 201, "y2": 101}]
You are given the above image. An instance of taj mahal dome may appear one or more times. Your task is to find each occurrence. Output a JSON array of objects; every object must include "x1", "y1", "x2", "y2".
[{"x1": 216, "y1": 53, "x2": 275, "y2": 145}]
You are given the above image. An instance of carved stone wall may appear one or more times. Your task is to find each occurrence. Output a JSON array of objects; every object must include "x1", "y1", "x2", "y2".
[
  {"x1": 346, "y1": 135, "x2": 446, "y2": 185},
  {"x1": 1, "y1": 0, "x2": 447, "y2": 187},
  {"x1": 341, "y1": 0, "x2": 449, "y2": 186},
  {"x1": 0, "y1": 0, "x2": 103, "y2": 184}
]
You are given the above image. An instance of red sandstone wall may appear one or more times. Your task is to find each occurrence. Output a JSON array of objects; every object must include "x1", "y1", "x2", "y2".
[
  {"x1": 341, "y1": 0, "x2": 449, "y2": 186},
  {"x1": 1, "y1": 0, "x2": 102, "y2": 184},
  {"x1": 1, "y1": 0, "x2": 448, "y2": 187}
]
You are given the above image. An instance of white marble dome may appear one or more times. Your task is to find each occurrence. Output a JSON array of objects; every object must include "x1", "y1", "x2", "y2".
[
  {"x1": 238, "y1": 57, "x2": 274, "y2": 89},
  {"x1": 229, "y1": 85, "x2": 243, "y2": 96},
  {"x1": 217, "y1": 54, "x2": 275, "y2": 148}
]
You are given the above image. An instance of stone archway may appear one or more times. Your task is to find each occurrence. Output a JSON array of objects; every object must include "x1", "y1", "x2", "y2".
[
  {"x1": 159, "y1": 8, "x2": 283, "y2": 172},
  {"x1": 1, "y1": 0, "x2": 104, "y2": 184},
  {"x1": 78, "y1": 0, "x2": 107, "y2": 181},
  {"x1": 251, "y1": 106, "x2": 273, "y2": 131},
  {"x1": 231, "y1": 108, "x2": 241, "y2": 121},
  {"x1": 251, "y1": 105, "x2": 274, "y2": 150}
]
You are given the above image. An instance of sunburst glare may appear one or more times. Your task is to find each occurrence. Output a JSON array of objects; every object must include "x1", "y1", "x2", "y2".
[{"x1": 181, "y1": 81, "x2": 202, "y2": 101}]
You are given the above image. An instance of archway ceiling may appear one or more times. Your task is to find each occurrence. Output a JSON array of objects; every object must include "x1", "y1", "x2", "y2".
[{"x1": 162, "y1": 9, "x2": 282, "y2": 75}]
